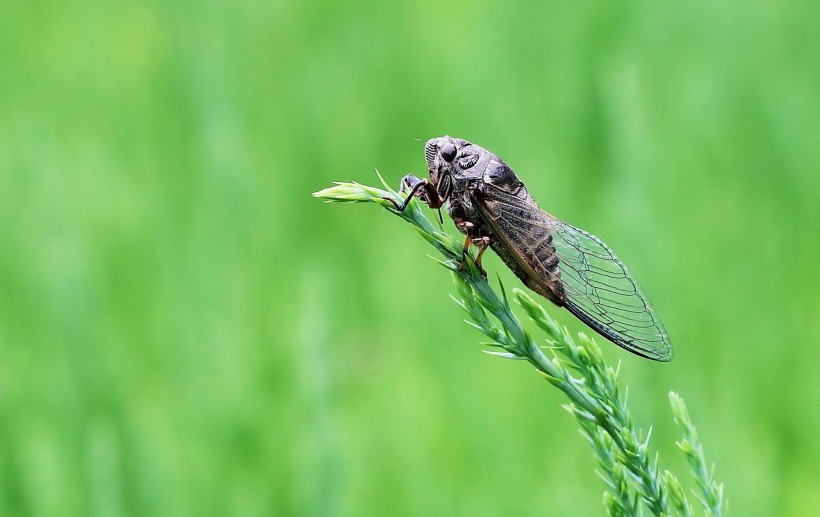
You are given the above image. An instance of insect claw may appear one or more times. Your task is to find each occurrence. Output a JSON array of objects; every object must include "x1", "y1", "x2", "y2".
[
  {"x1": 474, "y1": 237, "x2": 491, "y2": 280},
  {"x1": 382, "y1": 196, "x2": 401, "y2": 210}
]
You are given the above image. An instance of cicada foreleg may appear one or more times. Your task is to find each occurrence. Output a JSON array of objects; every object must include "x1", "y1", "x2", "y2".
[
  {"x1": 384, "y1": 174, "x2": 445, "y2": 212},
  {"x1": 456, "y1": 221, "x2": 491, "y2": 280}
]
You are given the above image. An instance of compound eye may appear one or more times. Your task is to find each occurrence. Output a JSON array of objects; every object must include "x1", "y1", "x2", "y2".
[{"x1": 440, "y1": 143, "x2": 457, "y2": 162}]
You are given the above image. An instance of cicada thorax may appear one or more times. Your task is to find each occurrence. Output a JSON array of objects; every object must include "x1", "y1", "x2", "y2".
[
  {"x1": 482, "y1": 155, "x2": 526, "y2": 197},
  {"x1": 439, "y1": 151, "x2": 566, "y2": 306}
]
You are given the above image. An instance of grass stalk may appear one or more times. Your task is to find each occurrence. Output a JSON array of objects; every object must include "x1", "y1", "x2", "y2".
[{"x1": 314, "y1": 176, "x2": 726, "y2": 516}]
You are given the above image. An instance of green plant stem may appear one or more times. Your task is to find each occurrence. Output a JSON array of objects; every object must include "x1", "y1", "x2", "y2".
[
  {"x1": 669, "y1": 392, "x2": 727, "y2": 517},
  {"x1": 314, "y1": 177, "x2": 726, "y2": 516}
]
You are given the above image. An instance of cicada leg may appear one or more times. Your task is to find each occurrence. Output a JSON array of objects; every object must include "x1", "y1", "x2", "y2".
[
  {"x1": 474, "y1": 237, "x2": 491, "y2": 273},
  {"x1": 456, "y1": 222, "x2": 490, "y2": 279},
  {"x1": 384, "y1": 174, "x2": 445, "y2": 212}
]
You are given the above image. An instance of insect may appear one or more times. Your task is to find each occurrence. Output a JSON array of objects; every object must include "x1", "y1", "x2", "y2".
[{"x1": 388, "y1": 136, "x2": 673, "y2": 361}]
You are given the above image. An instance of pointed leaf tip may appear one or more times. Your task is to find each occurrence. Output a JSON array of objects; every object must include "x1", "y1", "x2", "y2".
[{"x1": 375, "y1": 168, "x2": 392, "y2": 191}]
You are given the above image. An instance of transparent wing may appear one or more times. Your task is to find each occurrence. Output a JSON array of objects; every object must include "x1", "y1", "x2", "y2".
[
  {"x1": 475, "y1": 186, "x2": 673, "y2": 361},
  {"x1": 548, "y1": 221, "x2": 672, "y2": 361}
]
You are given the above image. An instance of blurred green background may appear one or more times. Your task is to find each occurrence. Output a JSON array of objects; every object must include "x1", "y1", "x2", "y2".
[{"x1": 1, "y1": 0, "x2": 819, "y2": 515}]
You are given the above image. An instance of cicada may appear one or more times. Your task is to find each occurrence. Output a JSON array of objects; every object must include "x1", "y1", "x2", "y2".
[{"x1": 388, "y1": 136, "x2": 673, "y2": 361}]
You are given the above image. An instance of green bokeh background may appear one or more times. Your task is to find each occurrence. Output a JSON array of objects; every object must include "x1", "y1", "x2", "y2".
[{"x1": 2, "y1": 1, "x2": 819, "y2": 515}]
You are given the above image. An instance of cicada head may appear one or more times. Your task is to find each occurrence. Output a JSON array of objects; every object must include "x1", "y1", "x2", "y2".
[
  {"x1": 424, "y1": 136, "x2": 490, "y2": 187},
  {"x1": 425, "y1": 136, "x2": 523, "y2": 197}
]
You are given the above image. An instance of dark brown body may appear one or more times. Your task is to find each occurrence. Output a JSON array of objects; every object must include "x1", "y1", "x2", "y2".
[
  {"x1": 395, "y1": 136, "x2": 672, "y2": 361},
  {"x1": 447, "y1": 180, "x2": 565, "y2": 306}
]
